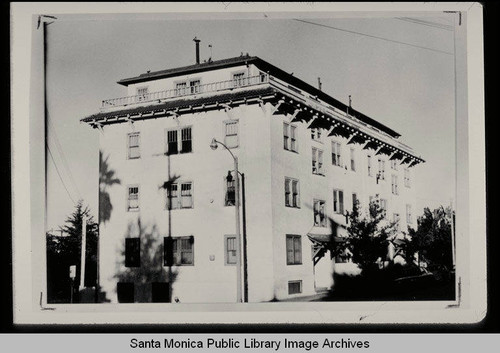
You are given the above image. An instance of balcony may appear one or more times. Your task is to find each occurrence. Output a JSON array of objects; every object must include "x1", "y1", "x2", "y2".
[{"x1": 101, "y1": 74, "x2": 270, "y2": 110}]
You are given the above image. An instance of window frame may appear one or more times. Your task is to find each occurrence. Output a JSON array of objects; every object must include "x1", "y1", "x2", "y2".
[
  {"x1": 404, "y1": 167, "x2": 411, "y2": 188},
  {"x1": 164, "y1": 236, "x2": 195, "y2": 266},
  {"x1": 406, "y1": 204, "x2": 413, "y2": 224},
  {"x1": 367, "y1": 154, "x2": 373, "y2": 176},
  {"x1": 392, "y1": 174, "x2": 399, "y2": 195},
  {"x1": 312, "y1": 147, "x2": 324, "y2": 175},
  {"x1": 350, "y1": 147, "x2": 356, "y2": 171},
  {"x1": 223, "y1": 119, "x2": 239, "y2": 149},
  {"x1": 127, "y1": 185, "x2": 140, "y2": 212},
  {"x1": 231, "y1": 71, "x2": 247, "y2": 87},
  {"x1": 127, "y1": 132, "x2": 141, "y2": 160},
  {"x1": 284, "y1": 177, "x2": 300, "y2": 208},
  {"x1": 125, "y1": 237, "x2": 140, "y2": 267},
  {"x1": 288, "y1": 280, "x2": 303, "y2": 295},
  {"x1": 136, "y1": 86, "x2": 149, "y2": 102},
  {"x1": 166, "y1": 181, "x2": 194, "y2": 210},
  {"x1": 165, "y1": 126, "x2": 193, "y2": 155},
  {"x1": 331, "y1": 141, "x2": 342, "y2": 167},
  {"x1": 286, "y1": 234, "x2": 302, "y2": 265},
  {"x1": 378, "y1": 158, "x2": 386, "y2": 180},
  {"x1": 333, "y1": 189, "x2": 344, "y2": 215},
  {"x1": 313, "y1": 199, "x2": 327, "y2": 227},
  {"x1": 283, "y1": 122, "x2": 298, "y2": 152},
  {"x1": 224, "y1": 235, "x2": 238, "y2": 266}
]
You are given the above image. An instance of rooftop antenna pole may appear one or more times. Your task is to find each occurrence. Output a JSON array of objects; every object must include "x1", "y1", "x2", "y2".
[
  {"x1": 347, "y1": 95, "x2": 352, "y2": 116},
  {"x1": 208, "y1": 44, "x2": 213, "y2": 61},
  {"x1": 317, "y1": 77, "x2": 322, "y2": 91},
  {"x1": 193, "y1": 37, "x2": 201, "y2": 64}
]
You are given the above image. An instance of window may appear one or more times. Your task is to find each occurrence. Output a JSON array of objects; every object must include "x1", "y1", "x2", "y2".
[
  {"x1": 406, "y1": 204, "x2": 413, "y2": 224},
  {"x1": 380, "y1": 199, "x2": 388, "y2": 217},
  {"x1": 311, "y1": 128, "x2": 322, "y2": 141},
  {"x1": 175, "y1": 82, "x2": 187, "y2": 96},
  {"x1": 404, "y1": 167, "x2": 411, "y2": 188},
  {"x1": 350, "y1": 147, "x2": 356, "y2": 171},
  {"x1": 367, "y1": 155, "x2": 373, "y2": 176},
  {"x1": 286, "y1": 234, "x2": 302, "y2": 265},
  {"x1": 117, "y1": 282, "x2": 134, "y2": 303},
  {"x1": 285, "y1": 178, "x2": 299, "y2": 208},
  {"x1": 165, "y1": 127, "x2": 192, "y2": 155},
  {"x1": 166, "y1": 182, "x2": 193, "y2": 210},
  {"x1": 136, "y1": 87, "x2": 148, "y2": 102},
  {"x1": 331, "y1": 141, "x2": 342, "y2": 166},
  {"x1": 151, "y1": 282, "x2": 170, "y2": 303},
  {"x1": 333, "y1": 189, "x2": 344, "y2": 214},
  {"x1": 377, "y1": 158, "x2": 385, "y2": 180},
  {"x1": 225, "y1": 235, "x2": 238, "y2": 265},
  {"x1": 391, "y1": 174, "x2": 399, "y2": 195},
  {"x1": 164, "y1": 236, "x2": 194, "y2": 266},
  {"x1": 393, "y1": 213, "x2": 401, "y2": 231},
  {"x1": 283, "y1": 122, "x2": 297, "y2": 152},
  {"x1": 127, "y1": 132, "x2": 140, "y2": 159},
  {"x1": 127, "y1": 186, "x2": 139, "y2": 211},
  {"x1": 313, "y1": 199, "x2": 326, "y2": 227},
  {"x1": 189, "y1": 80, "x2": 201, "y2": 94},
  {"x1": 391, "y1": 159, "x2": 398, "y2": 170},
  {"x1": 312, "y1": 148, "x2": 324, "y2": 175},
  {"x1": 224, "y1": 120, "x2": 239, "y2": 148},
  {"x1": 288, "y1": 280, "x2": 302, "y2": 295},
  {"x1": 125, "y1": 238, "x2": 140, "y2": 267},
  {"x1": 224, "y1": 173, "x2": 236, "y2": 206},
  {"x1": 352, "y1": 193, "x2": 358, "y2": 211},
  {"x1": 232, "y1": 72, "x2": 246, "y2": 87}
]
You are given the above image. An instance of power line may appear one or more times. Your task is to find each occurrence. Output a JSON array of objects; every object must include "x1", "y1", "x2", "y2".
[
  {"x1": 47, "y1": 144, "x2": 76, "y2": 205},
  {"x1": 395, "y1": 17, "x2": 454, "y2": 31},
  {"x1": 293, "y1": 19, "x2": 453, "y2": 56},
  {"x1": 47, "y1": 119, "x2": 82, "y2": 200}
]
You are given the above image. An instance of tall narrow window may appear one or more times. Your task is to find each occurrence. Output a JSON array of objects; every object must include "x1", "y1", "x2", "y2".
[
  {"x1": 180, "y1": 183, "x2": 193, "y2": 208},
  {"x1": 285, "y1": 178, "x2": 299, "y2": 208},
  {"x1": 406, "y1": 204, "x2": 413, "y2": 224},
  {"x1": 225, "y1": 235, "x2": 237, "y2": 265},
  {"x1": 352, "y1": 193, "x2": 358, "y2": 211},
  {"x1": 311, "y1": 128, "x2": 322, "y2": 141},
  {"x1": 127, "y1": 132, "x2": 140, "y2": 159},
  {"x1": 313, "y1": 199, "x2": 326, "y2": 227},
  {"x1": 181, "y1": 127, "x2": 192, "y2": 153},
  {"x1": 125, "y1": 238, "x2": 140, "y2": 267},
  {"x1": 166, "y1": 130, "x2": 178, "y2": 155},
  {"x1": 224, "y1": 120, "x2": 239, "y2": 148},
  {"x1": 380, "y1": 199, "x2": 388, "y2": 217},
  {"x1": 286, "y1": 234, "x2": 302, "y2": 265},
  {"x1": 393, "y1": 213, "x2": 400, "y2": 231},
  {"x1": 367, "y1": 155, "x2": 373, "y2": 176},
  {"x1": 332, "y1": 141, "x2": 342, "y2": 166},
  {"x1": 284, "y1": 122, "x2": 297, "y2": 152},
  {"x1": 312, "y1": 148, "x2": 324, "y2": 175},
  {"x1": 392, "y1": 174, "x2": 399, "y2": 195},
  {"x1": 127, "y1": 186, "x2": 139, "y2": 211},
  {"x1": 350, "y1": 147, "x2": 356, "y2": 171},
  {"x1": 333, "y1": 189, "x2": 344, "y2": 214},
  {"x1": 378, "y1": 159, "x2": 385, "y2": 180},
  {"x1": 164, "y1": 236, "x2": 194, "y2": 266},
  {"x1": 391, "y1": 159, "x2": 398, "y2": 170},
  {"x1": 189, "y1": 80, "x2": 201, "y2": 94},
  {"x1": 232, "y1": 72, "x2": 245, "y2": 87},
  {"x1": 404, "y1": 167, "x2": 411, "y2": 188},
  {"x1": 225, "y1": 173, "x2": 236, "y2": 206}
]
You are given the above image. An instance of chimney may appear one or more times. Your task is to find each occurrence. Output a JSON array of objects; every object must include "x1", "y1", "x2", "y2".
[
  {"x1": 193, "y1": 37, "x2": 201, "y2": 64},
  {"x1": 317, "y1": 77, "x2": 322, "y2": 91}
]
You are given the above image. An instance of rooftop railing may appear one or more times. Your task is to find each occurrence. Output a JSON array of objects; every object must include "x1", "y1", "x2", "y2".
[{"x1": 101, "y1": 74, "x2": 270, "y2": 109}]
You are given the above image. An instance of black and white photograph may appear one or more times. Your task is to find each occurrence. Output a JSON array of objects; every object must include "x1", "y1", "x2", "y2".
[{"x1": 11, "y1": 2, "x2": 486, "y2": 327}]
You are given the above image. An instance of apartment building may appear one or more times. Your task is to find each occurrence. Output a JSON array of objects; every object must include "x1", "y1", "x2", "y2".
[{"x1": 82, "y1": 53, "x2": 423, "y2": 303}]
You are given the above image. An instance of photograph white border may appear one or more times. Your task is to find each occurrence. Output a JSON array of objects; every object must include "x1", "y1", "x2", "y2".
[{"x1": 11, "y1": 2, "x2": 486, "y2": 325}]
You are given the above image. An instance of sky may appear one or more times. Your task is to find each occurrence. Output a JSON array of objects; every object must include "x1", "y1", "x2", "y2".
[{"x1": 45, "y1": 12, "x2": 457, "y2": 231}]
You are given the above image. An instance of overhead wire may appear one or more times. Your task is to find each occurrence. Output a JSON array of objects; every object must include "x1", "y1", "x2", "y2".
[
  {"x1": 293, "y1": 18, "x2": 453, "y2": 56},
  {"x1": 47, "y1": 143, "x2": 76, "y2": 205}
]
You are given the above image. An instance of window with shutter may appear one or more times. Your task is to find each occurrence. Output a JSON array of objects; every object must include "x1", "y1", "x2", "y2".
[
  {"x1": 224, "y1": 120, "x2": 239, "y2": 148},
  {"x1": 225, "y1": 235, "x2": 237, "y2": 265},
  {"x1": 127, "y1": 186, "x2": 139, "y2": 211},
  {"x1": 164, "y1": 236, "x2": 194, "y2": 266},
  {"x1": 128, "y1": 133, "x2": 140, "y2": 159},
  {"x1": 286, "y1": 235, "x2": 302, "y2": 265}
]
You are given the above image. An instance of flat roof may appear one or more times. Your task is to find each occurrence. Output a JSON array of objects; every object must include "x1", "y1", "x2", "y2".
[{"x1": 118, "y1": 55, "x2": 401, "y2": 138}]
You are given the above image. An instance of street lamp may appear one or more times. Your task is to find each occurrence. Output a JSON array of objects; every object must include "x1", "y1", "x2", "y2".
[{"x1": 210, "y1": 138, "x2": 243, "y2": 303}]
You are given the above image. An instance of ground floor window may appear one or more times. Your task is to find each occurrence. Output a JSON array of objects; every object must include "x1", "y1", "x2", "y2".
[
  {"x1": 288, "y1": 280, "x2": 302, "y2": 295},
  {"x1": 224, "y1": 235, "x2": 238, "y2": 265},
  {"x1": 164, "y1": 236, "x2": 194, "y2": 266},
  {"x1": 286, "y1": 234, "x2": 302, "y2": 265},
  {"x1": 125, "y1": 238, "x2": 140, "y2": 267},
  {"x1": 151, "y1": 282, "x2": 171, "y2": 303},
  {"x1": 117, "y1": 282, "x2": 134, "y2": 303}
]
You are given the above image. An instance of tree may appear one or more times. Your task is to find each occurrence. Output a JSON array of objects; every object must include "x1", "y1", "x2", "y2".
[
  {"x1": 46, "y1": 201, "x2": 98, "y2": 303},
  {"x1": 408, "y1": 206, "x2": 454, "y2": 272},
  {"x1": 344, "y1": 198, "x2": 397, "y2": 273}
]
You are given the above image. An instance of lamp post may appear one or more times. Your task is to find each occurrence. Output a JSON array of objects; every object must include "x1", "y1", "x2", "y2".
[{"x1": 210, "y1": 138, "x2": 243, "y2": 303}]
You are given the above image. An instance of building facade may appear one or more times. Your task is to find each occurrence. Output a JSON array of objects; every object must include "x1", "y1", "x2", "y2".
[{"x1": 82, "y1": 54, "x2": 423, "y2": 303}]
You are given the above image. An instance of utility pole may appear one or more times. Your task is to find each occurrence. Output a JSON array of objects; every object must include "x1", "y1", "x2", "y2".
[{"x1": 79, "y1": 214, "x2": 87, "y2": 291}]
